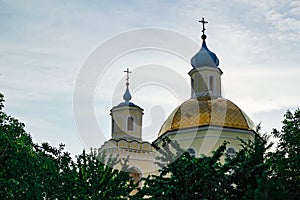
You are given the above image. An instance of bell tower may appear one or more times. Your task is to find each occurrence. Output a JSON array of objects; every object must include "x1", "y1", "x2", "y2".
[
  {"x1": 189, "y1": 18, "x2": 223, "y2": 98},
  {"x1": 110, "y1": 68, "x2": 144, "y2": 141}
]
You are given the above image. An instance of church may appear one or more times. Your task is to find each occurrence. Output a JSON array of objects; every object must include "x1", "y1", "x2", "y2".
[{"x1": 99, "y1": 19, "x2": 256, "y2": 181}]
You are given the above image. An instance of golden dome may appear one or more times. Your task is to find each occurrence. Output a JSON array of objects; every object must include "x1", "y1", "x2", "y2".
[{"x1": 158, "y1": 96, "x2": 255, "y2": 137}]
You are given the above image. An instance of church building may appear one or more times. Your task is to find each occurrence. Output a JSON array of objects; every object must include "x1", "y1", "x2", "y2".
[{"x1": 99, "y1": 19, "x2": 256, "y2": 179}]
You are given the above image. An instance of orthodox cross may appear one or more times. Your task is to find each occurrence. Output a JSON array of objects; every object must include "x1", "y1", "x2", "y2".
[
  {"x1": 199, "y1": 17, "x2": 208, "y2": 36},
  {"x1": 124, "y1": 68, "x2": 132, "y2": 86}
]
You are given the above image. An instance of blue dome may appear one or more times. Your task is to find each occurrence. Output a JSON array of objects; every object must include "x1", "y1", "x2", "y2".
[
  {"x1": 191, "y1": 41, "x2": 219, "y2": 68},
  {"x1": 113, "y1": 84, "x2": 143, "y2": 110},
  {"x1": 123, "y1": 86, "x2": 132, "y2": 102}
]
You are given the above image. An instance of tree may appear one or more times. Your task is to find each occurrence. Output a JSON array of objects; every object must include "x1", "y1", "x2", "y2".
[
  {"x1": 135, "y1": 110, "x2": 300, "y2": 200},
  {"x1": 134, "y1": 127, "x2": 273, "y2": 200},
  {"x1": 266, "y1": 109, "x2": 300, "y2": 199},
  {"x1": 223, "y1": 125, "x2": 272, "y2": 200},
  {"x1": 0, "y1": 93, "x2": 136, "y2": 199},
  {"x1": 0, "y1": 93, "x2": 39, "y2": 199},
  {"x1": 72, "y1": 150, "x2": 136, "y2": 199},
  {"x1": 134, "y1": 138, "x2": 229, "y2": 199},
  {"x1": 2, "y1": 90, "x2": 300, "y2": 199}
]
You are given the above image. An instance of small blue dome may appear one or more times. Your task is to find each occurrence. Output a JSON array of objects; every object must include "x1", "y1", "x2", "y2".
[
  {"x1": 123, "y1": 86, "x2": 132, "y2": 102},
  {"x1": 114, "y1": 84, "x2": 142, "y2": 109},
  {"x1": 191, "y1": 41, "x2": 219, "y2": 68}
]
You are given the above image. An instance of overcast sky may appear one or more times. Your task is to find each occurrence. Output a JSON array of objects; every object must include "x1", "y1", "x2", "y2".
[{"x1": 1, "y1": 0, "x2": 300, "y2": 156}]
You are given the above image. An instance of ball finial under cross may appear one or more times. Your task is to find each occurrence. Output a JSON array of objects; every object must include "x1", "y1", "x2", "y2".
[{"x1": 199, "y1": 18, "x2": 208, "y2": 40}]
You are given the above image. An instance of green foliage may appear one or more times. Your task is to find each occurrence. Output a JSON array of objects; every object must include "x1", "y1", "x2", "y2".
[
  {"x1": 0, "y1": 93, "x2": 38, "y2": 199},
  {"x1": 266, "y1": 109, "x2": 300, "y2": 199},
  {"x1": 223, "y1": 130, "x2": 272, "y2": 200},
  {"x1": 73, "y1": 150, "x2": 135, "y2": 199},
  {"x1": 135, "y1": 139, "x2": 230, "y2": 199},
  {"x1": 135, "y1": 126, "x2": 273, "y2": 200},
  {"x1": 0, "y1": 93, "x2": 134, "y2": 199},
  {"x1": 135, "y1": 110, "x2": 300, "y2": 200},
  {"x1": 2, "y1": 92, "x2": 300, "y2": 199}
]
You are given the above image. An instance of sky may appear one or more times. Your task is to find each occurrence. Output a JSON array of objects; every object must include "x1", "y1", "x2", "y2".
[{"x1": 1, "y1": 0, "x2": 300, "y2": 156}]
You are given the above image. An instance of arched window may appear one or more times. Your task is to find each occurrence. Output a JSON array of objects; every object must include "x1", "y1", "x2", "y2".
[
  {"x1": 127, "y1": 116, "x2": 134, "y2": 131},
  {"x1": 226, "y1": 147, "x2": 236, "y2": 159},
  {"x1": 209, "y1": 75, "x2": 215, "y2": 92},
  {"x1": 187, "y1": 148, "x2": 196, "y2": 157},
  {"x1": 128, "y1": 167, "x2": 142, "y2": 184}
]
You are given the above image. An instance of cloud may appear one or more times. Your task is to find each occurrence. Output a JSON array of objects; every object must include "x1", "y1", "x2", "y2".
[
  {"x1": 1, "y1": 0, "x2": 299, "y2": 155},
  {"x1": 289, "y1": 0, "x2": 300, "y2": 17},
  {"x1": 241, "y1": 0, "x2": 300, "y2": 40}
]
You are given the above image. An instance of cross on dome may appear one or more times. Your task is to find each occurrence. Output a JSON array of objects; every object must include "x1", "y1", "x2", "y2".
[
  {"x1": 123, "y1": 68, "x2": 132, "y2": 102},
  {"x1": 191, "y1": 18, "x2": 220, "y2": 69},
  {"x1": 199, "y1": 18, "x2": 208, "y2": 40},
  {"x1": 124, "y1": 68, "x2": 132, "y2": 86}
]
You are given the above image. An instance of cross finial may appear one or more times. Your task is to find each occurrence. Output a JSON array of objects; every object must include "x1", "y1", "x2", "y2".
[
  {"x1": 124, "y1": 68, "x2": 132, "y2": 86},
  {"x1": 123, "y1": 68, "x2": 132, "y2": 102},
  {"x1": 199, "y1": 18, "x2": 208, "y2": 40}
]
